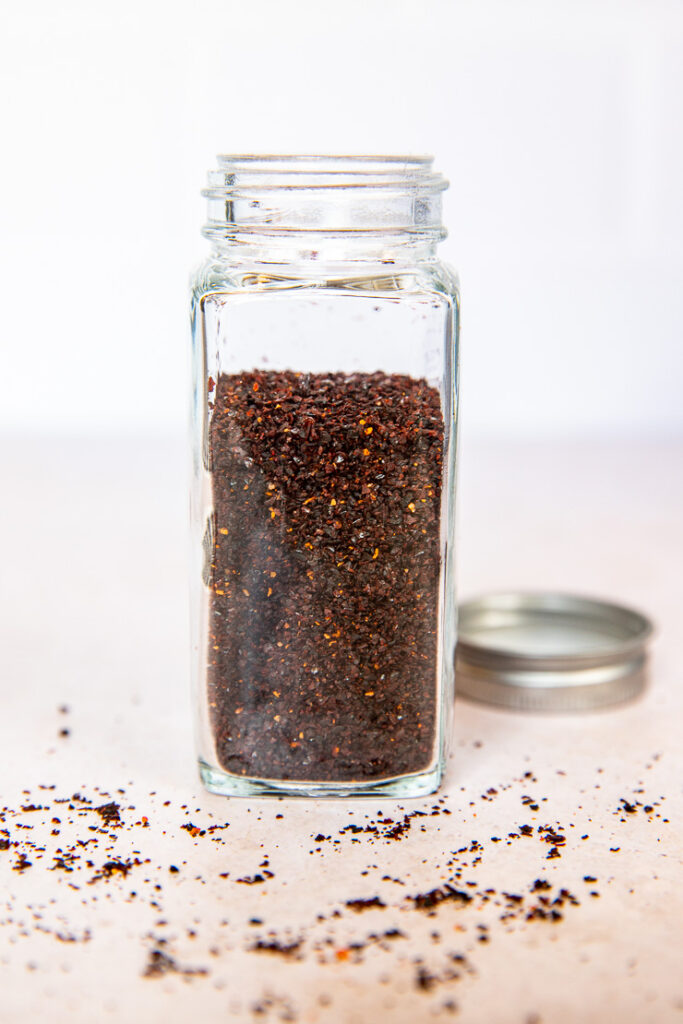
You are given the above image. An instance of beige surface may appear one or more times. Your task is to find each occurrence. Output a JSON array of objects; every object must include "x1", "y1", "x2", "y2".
[{"x1": 0, "y1": 437, "x2": 681, "y2": 1024}]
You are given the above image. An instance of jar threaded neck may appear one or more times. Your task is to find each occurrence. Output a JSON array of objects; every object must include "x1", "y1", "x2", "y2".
[{"x1": 202, "y1": 155, "x2": 448, "y2": 243}]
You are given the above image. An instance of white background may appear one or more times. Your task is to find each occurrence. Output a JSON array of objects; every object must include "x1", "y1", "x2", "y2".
[{"x1": 1, "y1": 0, "x2": 682, "y2": 441}]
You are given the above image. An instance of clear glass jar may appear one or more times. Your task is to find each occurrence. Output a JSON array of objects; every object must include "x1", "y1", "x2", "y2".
[{"x1": 190, "y1": 155, "x2": 459, "y2": 797}]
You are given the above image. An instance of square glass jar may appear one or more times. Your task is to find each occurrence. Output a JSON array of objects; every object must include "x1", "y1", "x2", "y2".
[{"x1": 190, "y1": 156, "x2": 459, "y2": 797}]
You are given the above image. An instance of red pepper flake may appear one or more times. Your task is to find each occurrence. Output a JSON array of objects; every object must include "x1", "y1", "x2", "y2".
[
  {"x1": 12, "y1": 852, "x2": 32, "y2": 872},
  {"x1": 345, "y1": 896, "x2": 386, "y2": 912},
  {"x1": 411, "y1": 885, "x2": 472, "y2": 910},
  {"x1": 181, "y1": 823, "x2": 203, "y2": 838},
  {"x1": 143, "y1": 948, "x2": 208, "y2": 978}
]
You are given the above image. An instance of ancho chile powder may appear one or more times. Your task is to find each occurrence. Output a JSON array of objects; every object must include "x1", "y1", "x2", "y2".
[{"x1": 207, "y1": 369, "x2": 444, "y2": 782}]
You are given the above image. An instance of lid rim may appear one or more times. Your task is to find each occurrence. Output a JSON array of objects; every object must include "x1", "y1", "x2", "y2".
[
  {"x1": 456, "y1": 640, "x2": 649, "y2": 672},
  {"x1": 456, "y1": 591, "x2": 653, "y2": 712}
]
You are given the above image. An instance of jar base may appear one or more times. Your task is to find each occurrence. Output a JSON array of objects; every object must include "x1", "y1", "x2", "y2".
[{"x1": 198, "y1": 759, "x2": 444, "y2": 799}]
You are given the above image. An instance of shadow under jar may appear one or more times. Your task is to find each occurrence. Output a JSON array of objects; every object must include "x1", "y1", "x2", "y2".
[{"x1": 190, "y1": 155, "x2": 460, "y2": 797}]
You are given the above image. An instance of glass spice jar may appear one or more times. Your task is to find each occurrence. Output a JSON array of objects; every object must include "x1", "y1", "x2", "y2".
[{"x1": 190, "y1": 155, "x2": 460, "y2": 797}]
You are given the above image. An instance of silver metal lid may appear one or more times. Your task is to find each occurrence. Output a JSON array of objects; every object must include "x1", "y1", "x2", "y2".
[{"x1": 456, "y1": 592, "x2": 654, "y2": 711}]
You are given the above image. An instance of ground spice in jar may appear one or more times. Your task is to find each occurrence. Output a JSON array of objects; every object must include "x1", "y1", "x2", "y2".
[{"x1": 207, "y1": 370, "x2": 444, "y2": 783}]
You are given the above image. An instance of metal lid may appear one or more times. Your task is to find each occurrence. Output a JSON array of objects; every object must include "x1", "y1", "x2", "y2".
[{"x1": 456, "y1": 592, "x2": 654, "y2": 711}]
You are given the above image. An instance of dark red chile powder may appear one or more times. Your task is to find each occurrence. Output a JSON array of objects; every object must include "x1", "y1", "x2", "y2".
[{"x1": 207, "y1": 369, "x2": 444, "y2": 783}]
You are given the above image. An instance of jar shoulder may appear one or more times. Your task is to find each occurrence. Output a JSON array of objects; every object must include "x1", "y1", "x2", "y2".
[{"x1": 190, "y1": 256, "x2": 460, "y2": 307}]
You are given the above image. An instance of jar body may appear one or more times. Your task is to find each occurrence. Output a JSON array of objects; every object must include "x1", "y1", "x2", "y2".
[{"x1": 190, "y1": 158, "x2": 459, "y2": 797}]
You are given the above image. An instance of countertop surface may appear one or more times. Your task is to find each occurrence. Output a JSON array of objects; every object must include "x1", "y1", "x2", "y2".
[{"x1": 1, "y1": 436, "x2": 681, "y2": 1024}]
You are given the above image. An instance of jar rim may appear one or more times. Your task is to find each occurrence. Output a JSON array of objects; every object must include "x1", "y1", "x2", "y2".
[
  {"x1": 216, "y1": 153, "x2": 434, "y2": 163},
  {"x1": 205, "y1": 154, "x2": 448, "y2": 194}
]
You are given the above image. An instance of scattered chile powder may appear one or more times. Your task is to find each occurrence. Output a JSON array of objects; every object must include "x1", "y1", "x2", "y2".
[{"x1": 207, "y1": 369, "x2": 444, "y2": 782}]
